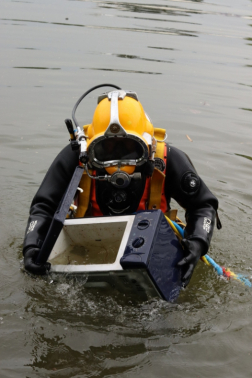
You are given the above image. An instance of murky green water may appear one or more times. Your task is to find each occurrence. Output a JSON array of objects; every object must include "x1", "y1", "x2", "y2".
[{"x1": 1, "y1": 0, "x2": 252, "y2": 376}]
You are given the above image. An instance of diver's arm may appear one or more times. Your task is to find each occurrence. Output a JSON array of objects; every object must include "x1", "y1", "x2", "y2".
[
  {"x1": 164, "y1": 145, "x2": 219, "y2": 286},
  {"x1": 165, "y1": 145, "x2": 218, "y2": 253},
  {"x1": 23, "y1": 144, "x2": 79, "y2": 255}
]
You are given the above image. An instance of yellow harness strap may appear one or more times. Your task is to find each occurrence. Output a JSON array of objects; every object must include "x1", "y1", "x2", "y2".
[
  {"x1": 166, "y1": 209, "x2": 178, "y2": 221},
  {"x1": 148, "y1": 168, "x2": 165, "y2": 210},
  {"x1": 148, "y1": 128, "x2": 166, "y2": 210},
  {"x1": 75, "y1": 170, "x2": 92, "y2": 218}
]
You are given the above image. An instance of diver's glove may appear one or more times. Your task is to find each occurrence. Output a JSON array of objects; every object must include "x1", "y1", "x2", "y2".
[
  {"x1": 23, "y1": 248, "x2": 51, "y2": 275},
  {"x1": 177, "y1": 239, "x2": 204, "y2": 287}
]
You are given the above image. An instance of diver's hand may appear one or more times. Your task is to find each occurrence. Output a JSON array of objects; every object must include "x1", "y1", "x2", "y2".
[
  {"x1": 23, "y1": 248, "x2": 51, "y2": 275},
  {"x1": 177, "y1": 239, "x2": 204, "y2": 287}
]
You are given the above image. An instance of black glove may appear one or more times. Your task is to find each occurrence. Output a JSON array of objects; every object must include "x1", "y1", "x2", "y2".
[
  {"x1": 23, "y1": 248, "x2": 51, "y2": 275},
  {"x1": 177, "y1": 239, "x2": 204, "y2": 287}
]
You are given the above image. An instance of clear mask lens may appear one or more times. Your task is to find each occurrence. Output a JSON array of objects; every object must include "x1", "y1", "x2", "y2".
[{"x1": 94, "y1": 138, "x2": 144, "y2": 162}]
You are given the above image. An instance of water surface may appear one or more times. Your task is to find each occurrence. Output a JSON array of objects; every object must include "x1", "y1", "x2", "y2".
[{"x1": 1, "y1": 0, "x2": 252, "y2": 377}]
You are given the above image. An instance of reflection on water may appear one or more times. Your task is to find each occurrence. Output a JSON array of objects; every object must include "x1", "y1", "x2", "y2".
[
  {"x1": 117, "y1": 13, "x2": 201, "y2": 26},
  {"x1": 1, "y1": 17, "x2": 199, "y2": 37},
  {"x1": 241, "y1": 107, "x2": 252, "y2": 112},
  {"x1": 97, "y1": 1, "x2": 204, "y2": 16},
  {"x1": 148, "y1": 46, "x2": 178, "y2": 50},
  {"x1": 17, "y1": 47, "x2": 38, "y2": 50},
  {"x1": 14, "y1": 66, "x2": 61, "y2": 70},
  {"x1": 81, "y1": 67, "x2": 162, "y2": 74},
  {"x1": 235, "y1": 153, "x2": 252, "y2": 161},
  {"x1": 115, "y1": 53, "x2": 174, "y2": 63},
  {"x1": 239, "y1": 83, "x2": 252, "y2": 88}
]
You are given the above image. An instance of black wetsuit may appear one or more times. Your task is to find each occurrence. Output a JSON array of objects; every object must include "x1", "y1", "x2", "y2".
[{"x1": 23, "y1": 144, "x2": 219, "y2": 257}]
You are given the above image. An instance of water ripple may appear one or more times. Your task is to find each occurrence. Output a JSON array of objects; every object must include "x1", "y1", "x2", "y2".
[
  {"x1": 1, "y1": 18, "x2": 198, "y2": 37},
  {"x1": 81, "y1": 67, "x2": 162, "y2": 75},
  {"x1": 115, "y1": 53, "x2": 174, "y2": 64}
]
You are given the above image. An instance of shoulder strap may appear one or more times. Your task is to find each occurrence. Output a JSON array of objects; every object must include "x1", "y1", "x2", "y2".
[
  {"x1": 148, "y1": 130, "x2": 168, "y2": 212},
  {"x1": 148, "y1": 168, "x2": 166, "y2": 210}
]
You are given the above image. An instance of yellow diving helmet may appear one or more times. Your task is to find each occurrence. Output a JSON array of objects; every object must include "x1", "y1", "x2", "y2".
[
  {"x1": 67, "y1": 85, "x2": 157, "y2": 189},
  {"x1": 86, "y1": 89, "x2": 155, "y2": 175}
]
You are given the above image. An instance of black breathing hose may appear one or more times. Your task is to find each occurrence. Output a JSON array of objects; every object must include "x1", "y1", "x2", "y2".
[{"x1": 72, "y1": 83, "x2": 121, "y2": 128}]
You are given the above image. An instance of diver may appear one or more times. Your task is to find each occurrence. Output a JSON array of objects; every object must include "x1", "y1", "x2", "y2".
[{"x1": 22, "y1": 84, "x2": 221, "y2": 287}]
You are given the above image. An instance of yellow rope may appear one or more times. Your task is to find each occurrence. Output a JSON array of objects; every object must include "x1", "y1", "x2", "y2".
[
  {"x1": 165, "y1": 215, "x2": 183, "y2": 241},
  {"x1": 201, "y1": 255, "x2": 211, "y2": 266}
]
